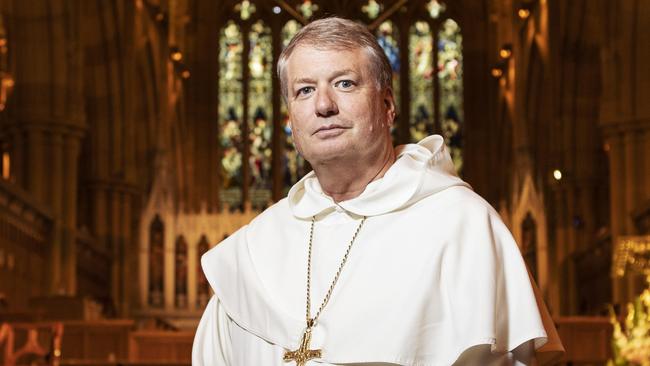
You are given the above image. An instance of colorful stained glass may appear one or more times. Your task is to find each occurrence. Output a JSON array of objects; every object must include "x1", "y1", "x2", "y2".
[
  {"x1": 281, "y1": 20, "x2": 301, "y2": 49},
  {"x1": 362, "y1": 0, "x2": 383, "y2": 19},
  {"x1": 297, "y1": 0, "x2": 318, "y2": 20},
  {"x1": 427, "y1": 0, "x2": 446, "y2": 19},
  {"x1": 248, "y1": 21, "x2": 273, "y2": 208},
  {"x1": 218, "y1": 21, "x2": 243, "y2": 207},
  {"x1": 409, "y1": 21, "x2": 434, "y2": 143},
  {"x1": 234, "y1": 0, "x2": 256, "y2": 20},
  {"x1": 376, "y1": 20, "x2": 401, "y2": 115},
  {"x1": 281, "y1": 21, "x2": 309, "y2": 192},
  {"x1": 437, "y1": 18, "x2": 463, "y2": 172}
]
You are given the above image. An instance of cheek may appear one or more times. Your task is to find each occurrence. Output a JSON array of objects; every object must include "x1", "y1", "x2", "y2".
[{"x1": 289, "y1": 124, "x2": 306, "y2": 150}]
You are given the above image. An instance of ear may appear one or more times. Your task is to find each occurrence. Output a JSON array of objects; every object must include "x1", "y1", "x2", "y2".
[{"x1": 383, "y1": 88, "x2": 396, "y2": 127}]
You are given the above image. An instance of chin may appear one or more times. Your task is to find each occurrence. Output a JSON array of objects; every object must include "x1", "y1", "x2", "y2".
[{"x1": 303, "y1": 147, "x2": 348, "y2": 165}]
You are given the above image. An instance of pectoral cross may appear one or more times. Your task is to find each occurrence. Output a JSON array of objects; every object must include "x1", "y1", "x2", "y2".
[{"x1": 283, "y1": 326, "x2": 321, "y2": 366}]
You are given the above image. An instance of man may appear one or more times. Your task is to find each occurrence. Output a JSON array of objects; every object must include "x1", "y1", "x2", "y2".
[{"x1": 193, "y1": 17, "x2": 562, "y2": 365}]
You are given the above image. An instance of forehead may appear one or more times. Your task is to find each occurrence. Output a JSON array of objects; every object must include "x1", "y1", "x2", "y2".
[{"x1": 286, "y1": 46, "x2": 371, "y2": 79}]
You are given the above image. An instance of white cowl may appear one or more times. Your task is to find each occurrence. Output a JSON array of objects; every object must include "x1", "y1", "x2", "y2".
[{"x1": 194, "y1": 135, "x2": 563, "y2": 365}]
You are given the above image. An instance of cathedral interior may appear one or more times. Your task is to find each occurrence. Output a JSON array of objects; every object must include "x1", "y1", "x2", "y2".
[{"x1": 0, "y1": 0, "x2": 648, "y2": 364}]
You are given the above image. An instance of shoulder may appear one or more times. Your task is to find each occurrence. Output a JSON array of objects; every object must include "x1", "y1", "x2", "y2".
[
  {"x1": 201, "y1": 198, "x2": 294, "y2": 265},
  {"x1": 415, "y1": 186, "x2": 516, "y2": 258},
  {"x1": 247, "y1": 198, "x2": 293, "y2": 231},
  {"x1": 416, "y1": 185, "x2": 502, "y2": 226}
]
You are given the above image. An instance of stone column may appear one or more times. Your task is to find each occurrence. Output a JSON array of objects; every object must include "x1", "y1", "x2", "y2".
[{"x1": 62, "y1": 132, "x2": 82, "y2": 294}]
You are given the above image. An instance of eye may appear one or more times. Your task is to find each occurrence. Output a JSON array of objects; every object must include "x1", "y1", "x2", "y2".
[
  {"x1": 296, "y1": 86, "x2": 314, "y2": 97},
  {"x1": 335, "y1": 80, "x2": 355, "y2": 89}
]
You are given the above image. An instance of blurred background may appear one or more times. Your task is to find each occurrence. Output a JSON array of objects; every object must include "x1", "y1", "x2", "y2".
[{"x1": 0, "y1": 0, "x2": 648, "y2": 365}]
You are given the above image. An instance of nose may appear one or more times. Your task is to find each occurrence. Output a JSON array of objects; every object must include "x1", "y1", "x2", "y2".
[{"x1": 315, "y1": 88, "x2": 338, "y2": 117}]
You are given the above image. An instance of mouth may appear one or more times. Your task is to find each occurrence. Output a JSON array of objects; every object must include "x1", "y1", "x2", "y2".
[{"x1": 313, "y1": 124, "x2": 348, "y2": 136}]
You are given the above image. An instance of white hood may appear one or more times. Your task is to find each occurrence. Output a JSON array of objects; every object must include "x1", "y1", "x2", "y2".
[{"x1": 288, "y1": 135, "x2": 470, "y2": 218}]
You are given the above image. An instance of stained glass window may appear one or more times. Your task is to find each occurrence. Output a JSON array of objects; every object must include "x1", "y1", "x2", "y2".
[
  {"x1": 218, "y1": 21, "x2": 243, "y2": 208},
  {"x1": 297, "y1": 0, "x2": 319, "y2": 20},
  {"x1": 409, "y1": 21, "x2": 434, "y2": 143},
  {"x1": 248, "y1": 21, "x2": 273, "y2": 208},
  {"x1": 437, "y1": 18, "x2": 463, "y2": 172},
  {"x1": 376, "y1": 20, "x2": 400, "y2": 114},
  {"x1": 281, "y1": 20, "x2": 308, "y2": 191},
  {"x1": 427, "y1": 0, "x2": 446, "y2": 19},
  {"x1": 234, "y1": 0, "x2": 256, "y2": 20},
  {"x1": 362, "y1": 0, "x2": 383, "y2": 19},
  {"x1": 281, "y1": 19, "x2": 301, "y2": 49},
  {"x1": 215, "y1": 2, "x2": 465, "y2": 209}
]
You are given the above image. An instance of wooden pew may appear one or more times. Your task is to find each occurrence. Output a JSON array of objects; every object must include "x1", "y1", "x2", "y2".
[{"x1": 555, "y1": 316, "x2": 612, "y2": 365}]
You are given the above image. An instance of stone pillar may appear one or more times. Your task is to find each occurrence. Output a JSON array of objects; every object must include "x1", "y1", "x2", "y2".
[
  {"x1": 50, "y1": 132, "x2": 64, "y2": 293},
  {"x1": 62, "y1": 132, "x2": 82, "y2": 294}
]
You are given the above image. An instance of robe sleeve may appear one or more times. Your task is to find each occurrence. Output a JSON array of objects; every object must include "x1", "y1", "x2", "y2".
[
  {"x1": 192, "y1": 295, "x2": 233, "y2": 366},
  {"x1": 442, "y1": 200, "x2": 548, "y2": 360}
]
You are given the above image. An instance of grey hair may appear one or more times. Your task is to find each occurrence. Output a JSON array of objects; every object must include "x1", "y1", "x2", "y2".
[{"x1": 277, "y1": 17, "x2": 392, "y2": 103}]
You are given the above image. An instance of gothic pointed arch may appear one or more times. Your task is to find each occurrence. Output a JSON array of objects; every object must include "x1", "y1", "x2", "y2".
[
  {"x1": 148, "y1": 215, "x2": 164, "y2": 307},
  {"x1": 174, "y1": 235, "x2": 188, "y2": 308}
]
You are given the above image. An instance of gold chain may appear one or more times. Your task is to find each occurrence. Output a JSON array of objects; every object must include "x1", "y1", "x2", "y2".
[{"x1": 305, "y1": 215, "x2": 367, "y2": 326}]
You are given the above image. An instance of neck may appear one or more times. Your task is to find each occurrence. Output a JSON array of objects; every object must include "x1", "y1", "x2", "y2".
[{"x1": 312, "y1": 146, "x2": 396, "y2": 203}]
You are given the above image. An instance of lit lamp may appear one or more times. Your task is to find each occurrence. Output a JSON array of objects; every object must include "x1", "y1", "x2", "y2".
[
  {"x1": 499, "y1": 44, "x2": 513, "y2": 60},
  {"x1": 517, "y1": 8, "x2": 530, "y2": 19},
  {"x1": 181, "y1": 67, "x2": 191, "y2": 79},
  {"x1": 490, "y1": 61, "x2": 507, "y2": 79},
  {"x1": 517, "y1": 0, "x2": 535, "y2": 20},
  {"x1": 170, "y1": 46, "x2": 182, "y2": 62}
]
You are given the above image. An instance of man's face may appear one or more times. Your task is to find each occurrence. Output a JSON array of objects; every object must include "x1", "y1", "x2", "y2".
[{"x1": 285, "y1": 46, "x2": 395, "y2": 165}]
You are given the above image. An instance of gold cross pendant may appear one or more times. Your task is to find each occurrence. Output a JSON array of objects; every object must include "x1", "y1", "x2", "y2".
[{"x1": 283, "y1": 326, "x2": 321, "y2": 366}]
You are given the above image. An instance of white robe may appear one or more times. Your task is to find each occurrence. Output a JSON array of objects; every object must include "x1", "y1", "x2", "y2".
[{"x1": 192, "y1": 135, "x2": 564, "y2": 365}]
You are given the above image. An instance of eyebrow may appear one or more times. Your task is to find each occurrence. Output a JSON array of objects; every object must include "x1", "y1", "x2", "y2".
[{"x1": 291, "y1": 69, "x2": 360, "y2": 86}]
